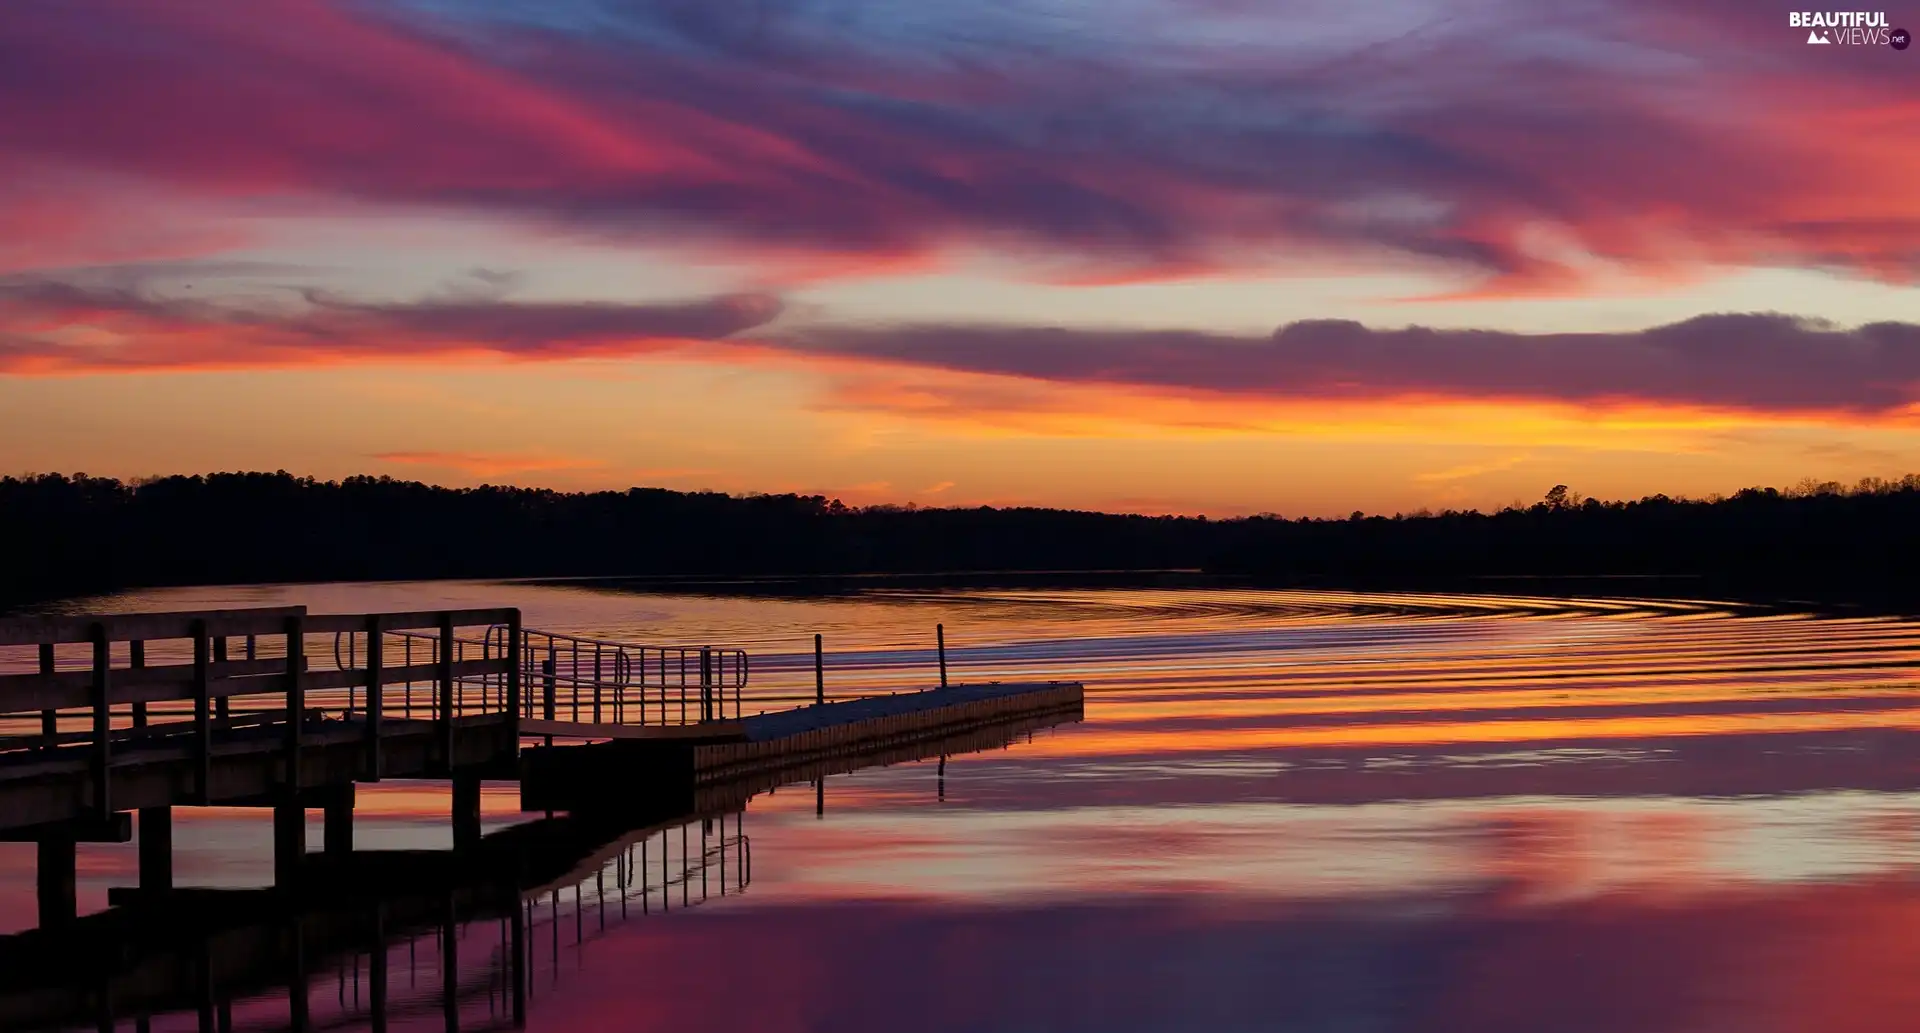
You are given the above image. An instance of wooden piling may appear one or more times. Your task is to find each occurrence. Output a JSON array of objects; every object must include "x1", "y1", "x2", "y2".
[
  {"x1": 214, "y1": 638, "x2": 230, "y2": 722},
  {"x1": 192, "y1": 622, "x2": 212, "y2": 805},
  {"x1": 505, "y1": 610, "x2": 522, "y2": 744},
  {"x1": 364, "y1": 614, "x2": 383, "y2": 782},
  {"x1": 36, "y1": 837, "x2": 76, "y2": 928},
  {"x1": 452, "y1": 772, "x2": 481, "y2": 851},
  {"x1": 89, "y1": 624, "x2": 110, "y2": 819},
  {"x1": 322, "y1": 788, "x2": 353, "y2": 858},
  {"x1": 283, "y1": 615, "x2": 304, "y2": 795},
  {"x1": 273, "y1": 803, "x2": 304, "y2": 889},
  {"x1": 436, "y1": 614, "x2": 454, "y2": 772},
  {"x1": 38, "y1": 643, "x2": 56, "y2": 749},
  {"x1": 937, "y1": 623, "x2": 948, "y2": 689},
  {"x1": 130, "y1": 640, "x2": 147, "y2": 729},
  {"x1": 138, "y1": 807, "x2": 172, "y2": 893}
]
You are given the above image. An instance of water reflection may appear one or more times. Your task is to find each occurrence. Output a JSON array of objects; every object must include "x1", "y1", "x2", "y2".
[
  {"x1": 13, "y1": 584, "x2": 1920, "y2": 1031},
  {"x1": 0, "y1": 703, "x2": 1071, "y2": 1033}
]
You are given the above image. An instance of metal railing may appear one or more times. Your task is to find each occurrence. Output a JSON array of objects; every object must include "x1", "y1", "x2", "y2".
[{"x1": 331, "y1": 625, "x2": 750, "y2": 728}]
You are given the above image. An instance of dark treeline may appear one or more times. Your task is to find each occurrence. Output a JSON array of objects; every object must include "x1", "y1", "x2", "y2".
[{"x1": 5, "y1": 472, "x2": 1920, "y2": 608}]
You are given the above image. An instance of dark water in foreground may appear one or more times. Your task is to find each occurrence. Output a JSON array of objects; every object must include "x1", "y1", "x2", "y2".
[{"x1": 10, "y1": 582, "x2": 1920, "y2": 1031}]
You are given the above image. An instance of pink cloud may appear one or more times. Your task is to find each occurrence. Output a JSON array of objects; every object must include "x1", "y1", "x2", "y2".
[{"x1": 0, "y1": 1, "x2": 1913, "y2": 292}]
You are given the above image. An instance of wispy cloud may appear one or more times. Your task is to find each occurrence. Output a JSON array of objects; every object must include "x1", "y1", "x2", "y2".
[
  {"x1": 10, "y1": 269, "x2": 1920, "y2": 420},
  {"x1": 777, "y1": 313, "x2": 1920, "y2": 416},
  {"x1": 1414, "y1": 454, "x2": 1534, "y2": 483},
  {"x1": 0, "y1": 0, "x2": 1913, "y2": 291},
  {"x1": 368, "y1": 450, "x2": 606, "y2": 476},
  {"x1": 0, "y1": 269, "x2": 781, "y2": 372}
]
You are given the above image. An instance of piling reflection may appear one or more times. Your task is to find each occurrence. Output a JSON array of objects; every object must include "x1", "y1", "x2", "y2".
[{"x1": 290, "y1": 811, "x2": 751, "y2": 1033}]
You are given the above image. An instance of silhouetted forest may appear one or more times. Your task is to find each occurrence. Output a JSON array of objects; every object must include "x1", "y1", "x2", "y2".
[{"x1": 5, "y1": 471, "x2": 1920, "y2": 608}]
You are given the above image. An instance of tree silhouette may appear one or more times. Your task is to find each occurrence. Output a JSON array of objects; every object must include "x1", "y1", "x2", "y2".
[{"x1": 4, "y1": 471, "x2": 1920, "y2": 609}]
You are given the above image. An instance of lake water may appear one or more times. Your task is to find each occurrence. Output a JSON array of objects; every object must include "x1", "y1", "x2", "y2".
[{"x1": 10, "y1": 582, "x2": 1920, "y2": 1031}]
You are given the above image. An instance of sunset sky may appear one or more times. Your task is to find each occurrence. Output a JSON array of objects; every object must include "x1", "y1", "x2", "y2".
[{"x1": 3, "y1": 0, "x2": 1917, "y2": 516}]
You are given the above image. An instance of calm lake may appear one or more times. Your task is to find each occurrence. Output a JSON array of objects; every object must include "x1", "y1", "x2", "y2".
[{"x1": 10, "y1": 581, "x2": 1920, "y2": 1031}]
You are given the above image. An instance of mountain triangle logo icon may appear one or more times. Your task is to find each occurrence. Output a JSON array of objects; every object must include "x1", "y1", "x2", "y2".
[{"x1": 1807, "y1": 28, "x2": 1832, "y2": 42}]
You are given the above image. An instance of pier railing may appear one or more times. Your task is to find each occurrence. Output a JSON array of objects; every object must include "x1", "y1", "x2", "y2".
[
  {"x1": 331, "y1": 625, "x2": 750, "y2": 727},
  {"x1": 0, "y1": 606, "x2": 521, "y2": 817}
]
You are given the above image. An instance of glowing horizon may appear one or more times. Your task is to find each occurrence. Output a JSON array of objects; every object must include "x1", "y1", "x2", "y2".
[{"x1": 4, "y1": 0, "x2": 1918, "y2": 517}]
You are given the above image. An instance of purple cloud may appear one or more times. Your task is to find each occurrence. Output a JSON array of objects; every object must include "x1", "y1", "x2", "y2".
[
  {"x1": 775, "y1": 314, "x2": 1920, "y2": 413},
  {"x1": 0, "y1": 0, "x2": 1913, "y2": 289}
]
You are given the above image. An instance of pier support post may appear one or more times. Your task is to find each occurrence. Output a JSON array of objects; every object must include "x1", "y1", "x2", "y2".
[
  {"x1": 139, "y1": 807, "x2": 173, "y2": 893},
  {"x1": 273, "y1": 803, "x2": 305, "y2": 889},
  {"x1": 36, "y1": 837, "x2": 77, "y2": 927},
  {"x1": 452, "y1": 772, "x2": 482, "y2": 850},
  {"x1": 814, "y1": 634, "x2": 824, "y2": 706},
  {"x1": 322, "y1": 786, "x2": 353, "y2": 858}
]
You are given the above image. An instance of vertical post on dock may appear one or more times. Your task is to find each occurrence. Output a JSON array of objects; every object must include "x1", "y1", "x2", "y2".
[
  {"x1": 130, "y1": 639, "x2": 148, "y2": 730},
  {"x1": 322, "y1": 785, "x2": 353, "y2": 858},
  {"x1": 90, "y1": 623, "x2": 111, "y2": 820},
  {"x1": 284, "y1": 615, "x2": 305, "y2": 796},
  {"x1": 192, "y1": 621, "x2": 211, "y2": 804},
  {"x1": 541, "y1": 651, "x2": 556, "y2": 749},
  {"x1": 214, "y1": 638, "x2": 230, "y2": 722},
  {"x1": 452, "y1": 772, "x2": 481, "y2": 851},
  {"x1": 273, "y1": 802, "x2": 305, "y2": 889},
  {"x1": 364, "y1": 614, "x2": 383, "y2": 782},
  {"x1": 437, "y1": 614, "x2": 455, "y2": 772},
  {"x1": 505, "y1": 610, "x2": 522, "y2": 745},
  {"x1": 700, "y1": 646, "x2": 713, "y2": 723},
  {"x1": 36, "y1": 837, "x2": 76, "y2": 928},
  {"x1": 814, "y1": 634, "x2": 824, "y2": 706},
  {"x1": 139, "y1": 806, "x2": 173, "y2": 893},
  {"x1": 38, "y1": 643, "x2": 57, "y2": 749},
  {"x1": 936, "y1": 623, "x2": 948, "y2": 690}
]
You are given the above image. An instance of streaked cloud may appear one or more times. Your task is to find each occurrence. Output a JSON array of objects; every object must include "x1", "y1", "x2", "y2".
[
  {"x1": 11, "y1": 270, "x2": 1920, "y2": 419},
  {"x1": 367, "y1": 450, "x2": 606, "y2": 476},
  {"x1": 0, "y1": 270, "x2": 780, "y2": 371},
  {"x1": 780, "y1": 314, "x2": 1920, "y2": 416},
  {"x1": 1, "y1": 0, "x2": 1914, "y2": 291}
]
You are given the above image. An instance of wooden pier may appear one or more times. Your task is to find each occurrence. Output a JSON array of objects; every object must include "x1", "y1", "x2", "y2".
[
  {"x1": 0, "y1": 683, "x2": 1083, "y2": 1032},
  {"x1": 522, "y1": 680, "x2": 1086, "y2": 812},
  {"x1": 0, "y1": 604, "x2": 1084, "y2": 932}
]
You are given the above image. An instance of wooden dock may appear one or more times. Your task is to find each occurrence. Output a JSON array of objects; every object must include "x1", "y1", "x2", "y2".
[
  {"x1": 522, "y1": 680, "x2": 1083, "y2": 811},
  {"x1": 0, "y1": 604, "x2": 1083, "y2": 933}
]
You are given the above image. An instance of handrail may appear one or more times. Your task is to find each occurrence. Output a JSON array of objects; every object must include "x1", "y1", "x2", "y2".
[
  {"x1": 0, "y1": 606, "x2": 522, "y2": 817},
  {"x1": 327, "y1": 624, "x2": 751, "y2": 727}
]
